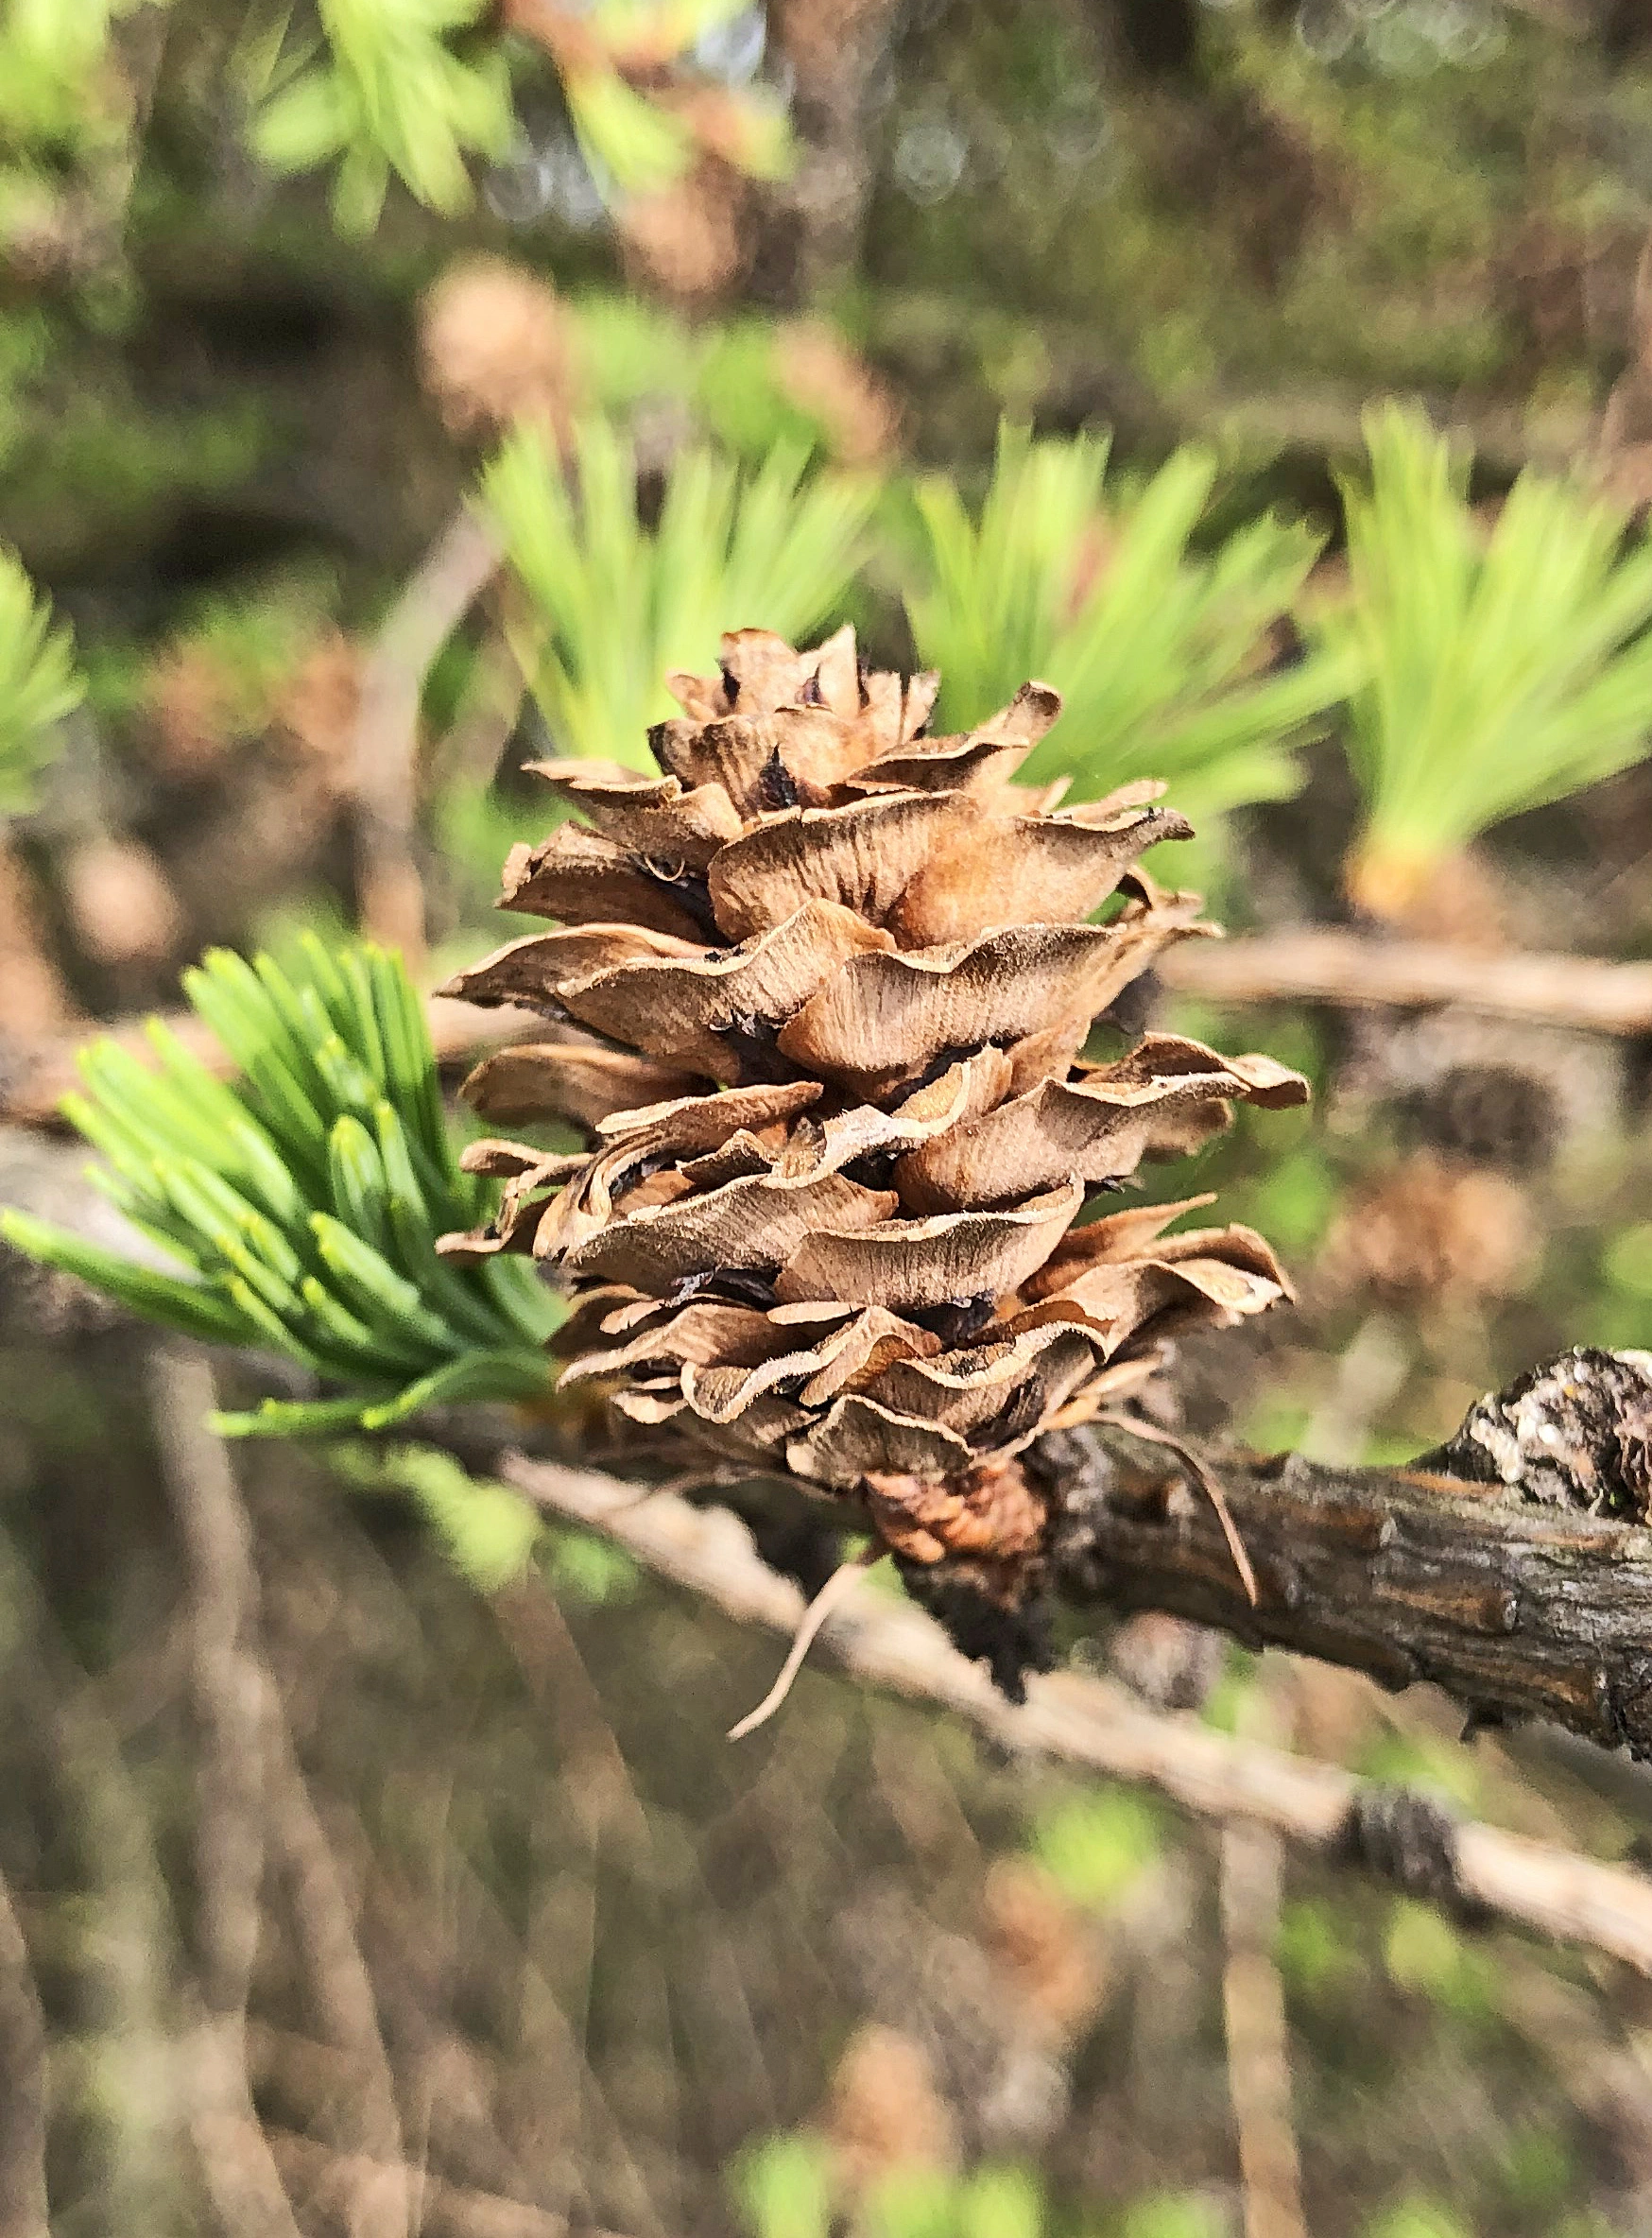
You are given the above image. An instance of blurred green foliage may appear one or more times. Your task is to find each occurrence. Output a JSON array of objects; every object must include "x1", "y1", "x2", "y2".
[
  {"x1": 1311, "y1": 405, "x2": 1652, "y2": 906},
  {"x1": 734, "y1": 2134, "x2": 835, "y2": 2238},
  {"x1": 572, "y1": 297, "x2": 881, "y2": 463},
  {"x1": 1361, "y1": 2198, "x2": 1474, "y2": 2238},
  {"x1": 1382, "y1": 1899, "x2": 1496, "y2": 2023},
  {"x1": 903, "y1": 423, "x2": 1354, "y2": 832},
  {"x1": 331, "y1": 1438, "x2": 542, "y2": 1587},
  {"x1": 1114, "y1": 2202, "x2": 1222, "y2": 2238},
  {"x1": 1028, "y1": 1786, "x2": 1162, "y2": 1913},
  {"x1": 246, "y1": 0, "x2": 515, "y2": 234},
  {"x1": 0, "y1": 546, "x2": 80, "y2": 814},
  {"x1": 1, "y1": 0, "x2": 791, "y2": 245},
  {"x1": 734, "y1": 2141, "x2": 1222, "y2": 2238}
]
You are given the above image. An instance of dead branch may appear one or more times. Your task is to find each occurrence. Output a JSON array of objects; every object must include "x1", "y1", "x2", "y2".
[
  {"x1": 351, "y1": 508, "x2": 500, "y2": 961},
  {"x1": 149, "y1": 1347, "x2": 304, "y2": 2238},
  {"x1": 495, "y1": 1449, "x2": 1652, "y2": 1980},
  {"x1": 263, "y1": 2124, "x2": 629, "y2": 2238},
  {"x1": 1221, "y1": 1824, "x2": 1304, "y2": 2238},
  {"x1": 7, "y1": 920, "x2": 1649, "y2": 1136},
  {"x1": 264, "y1": 1717, "x2": 410, "y2": 2238},
  {"x1": 1035, "y1": 1404, "x2": 1652, "y2": 1761},
  {"x1": 0, "y1": 995, "x2": 539, "y2": 1129},
  {"x1": 1161, "y1": 927, "x2": 1652, "y2": 1037},
  {"x1": 1219, "y1": 1677, "x2": 1306, "y2": 2238}
]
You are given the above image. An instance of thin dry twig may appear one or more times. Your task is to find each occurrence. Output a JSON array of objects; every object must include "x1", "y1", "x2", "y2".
[
  {"x1": 264, "y1": 2125, "x2": 623, "y2": 2238},
  {"x1": 1161, "y1": 926, "x2": 1652, "y2": 1036},
  {"x1": 1095, "y1": 1412, "x2": 1258, "y2": 1606},
  {"x1": 496, "y1": 1450, "x2": 1652, "y2": 1981},
  {"x1": 1219, "y1": 1681, "x2": 1307, "y2": 2238},
  {"x1": 149, "y1": 1345, "x2": 304, "y2": 2238},
  {"x1": 728, "y1": 1546, "x2": 884, "y2": 1740},
  {"x1": 352, "y1": 508, "x2": 500, "y2": 960},
  {"x1": 264, "y1": 1713, "x2": 411, "y2": 2238},
  {"x1": 0, "y1": 1532, "x2": 179, "y2": 2225}
]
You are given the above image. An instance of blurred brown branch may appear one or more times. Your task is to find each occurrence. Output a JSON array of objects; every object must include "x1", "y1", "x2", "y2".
[
  {"x1": 1161, "y1": 926, "x2": 1652, "y2": 1034},
  {"x1": 352, "y1": 508, "x2": 500, "y2": 964},
  {"x1": 150, "y1": 1347, "x2": 305, "y2": 2238},
  {"x1": 8, "y1": 920, "x2": 1652, "y2": 1135},
  {"x1": 495, "y1": 1447, "x2": 1652, "y2": 1979},
  {"x1": 0, "y1": 996, "x2": 540, "y2": 1128},
  {"x1": 264, "y1": 2126, "x2": 628, "y2": 2238}
]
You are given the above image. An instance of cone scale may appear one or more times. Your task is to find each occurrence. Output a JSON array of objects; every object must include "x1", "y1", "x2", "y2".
[{"x1": 439, "y1": 628, "x2": 1304, "y2": 1601}]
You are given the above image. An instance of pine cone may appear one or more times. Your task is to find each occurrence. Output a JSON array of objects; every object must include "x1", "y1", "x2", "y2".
[{"x1": 439, "y1": 628, "x2": 1305, "y2": 1593}]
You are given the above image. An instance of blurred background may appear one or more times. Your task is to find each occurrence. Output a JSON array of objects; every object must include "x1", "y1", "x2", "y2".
[{"x1": 7, "y1": 1, "x2": 1652, "y2": 2231}]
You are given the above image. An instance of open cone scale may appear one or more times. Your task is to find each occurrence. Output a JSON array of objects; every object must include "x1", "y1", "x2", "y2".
[{"x1": 439, "y1": 628, "x2": 1304, "y2": 1600}]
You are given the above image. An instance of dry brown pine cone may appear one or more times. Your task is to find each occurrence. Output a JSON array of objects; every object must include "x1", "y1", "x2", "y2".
[{"x1": 439, "y1": 628, "x2": 1305, "y2": 1595}]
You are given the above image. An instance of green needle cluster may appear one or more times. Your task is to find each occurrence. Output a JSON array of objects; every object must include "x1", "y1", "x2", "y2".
[
  {"x1": 903, "y1": 422, "x2": 1355, "y2": 831},
  {"x1": 1308, "y1": 403, "x2": 1652, "y2": 913},
  {"x1": 1, "y1": 937, "x2": 559, "y2": 1437},
  {"x1": 0, "y1": 547, "x2": 80, "y2": 818}
]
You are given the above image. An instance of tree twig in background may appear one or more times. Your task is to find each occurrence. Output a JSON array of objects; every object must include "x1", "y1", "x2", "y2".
[
  {"x1": 1218, "y1": 1674, "x2": 1307, "y2": 2238},
  {"x1": 0, "y1": 994, "x2": 539, "y2": 1128},
  {"x1": 1221, "y1": 1825, "x2": 1304, "y2": 2238},
  {"x1": 1162, "y1": 926, "x2": 1652, "y2": 1036},
  {"x1": 8, "y1": 919, "x2": 1651, "y2": 1137},
  {"x1": 263, "y1": 1712, "x2": 412, "y2": 2238},
  {"x1": 263, "y1": 2125, "x2": 629, "y2": 2238},
  {"x1": 0, "y1": 1866, "x2": 48, "y2": 2238},
  {"x1": 149, "y1": 1347, "x2": 304, "y2": 2238},
  {"x1": 352, "y1": 508, "x2": 500, "y2": 961},
  {"x1": 495, "y1": 1451, "x2": 1652, "y2": 1981}
]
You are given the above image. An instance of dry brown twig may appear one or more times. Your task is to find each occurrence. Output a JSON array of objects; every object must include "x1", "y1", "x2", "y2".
[
  {"x1": 7, "y1": 919, "x2": 1649, "y2": 1137},
  {"x1": 264, "y1": 2126, "x2": 630, "y2": 2238},
  {"x1": 1218, "y1": 1680, "x2": 1307, "y2": 2238},
  {"x1": 1162, "y1": 926, "x2": 1652, "y2": 1036},
  {"x1": 263, "y1": 1713, "x2": 412, "y2": 2238},
  {"x1": 352, "y1": 509, "x2": 500, "y2": 962},
  {"x1": 1221, "y1": 1823, "x2": 1305, "y2": 2238},
  {"x1": 149, "y1": 1346, "x2": 305, "y2": 2238}
]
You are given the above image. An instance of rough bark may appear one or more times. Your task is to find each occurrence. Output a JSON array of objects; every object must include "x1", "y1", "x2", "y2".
[{"x1": 1036, "y1": 1409, "x2": 1652, "y2": 1757}]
